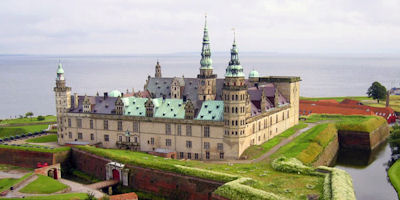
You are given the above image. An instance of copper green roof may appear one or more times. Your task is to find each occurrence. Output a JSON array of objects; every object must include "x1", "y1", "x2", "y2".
[
  {"x1": 195, "y1": 100, "x2": 224, "y2": 121},
  {"x1": 122, "y1": 97, "x2": 148, "y2": 116},
  {"x1": 57, "y1": 62, "x2": 64, "y2": 74},
  {"x1": 225, "y1": 36, "x2": 245, "y2": 77},
  {"x1": 109, "y1": 90, "x2": 122, "y2": 97},
  {"x1": 200, "y1": 15, "x2": 213, "y2": 70},
  {"x1": 154, "y1": 98, "x2": 185, "y2": 119},
  {"x1": 249, "y1": 70, "x2": 259, "y2": 78}
]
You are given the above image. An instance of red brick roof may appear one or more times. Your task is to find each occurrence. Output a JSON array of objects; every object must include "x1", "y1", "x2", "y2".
[
  {"x1": 317, "y1": 99, "x2": 339, "y2": 104},
  {"x1": 109, "y1": 192, "x2": 138, "y2": 200}
]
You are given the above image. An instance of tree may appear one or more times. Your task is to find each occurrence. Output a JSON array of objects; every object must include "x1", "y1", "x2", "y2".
[
  {"x1": 25, "y1": 112, "x2": 34, "y2": 119},
  {"x1": 367, "y1": 81, "x2": 387, "y2": 103},
  {"x1": 37, "y1": 115, "x2": 45, "y2": 121}
]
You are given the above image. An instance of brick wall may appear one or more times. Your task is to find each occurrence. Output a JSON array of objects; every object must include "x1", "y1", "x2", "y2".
[
  {"x1": 338, "y1": 123, "x2": 389, "y2": 150},
  {"x1": 313, "y1": 135, "x2": 339, "y2": 167},
  {"x1": 70, "y1": 148, "x2": 111, "y2": 180},
  {"x1": 0, "y1": 148, "x2": 57, "y2": 168}
]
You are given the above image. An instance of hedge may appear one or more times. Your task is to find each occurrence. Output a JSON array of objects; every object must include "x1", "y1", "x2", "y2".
[
  {"x1": 317, "y1": 166, "x2": 356, "y2": 200},
  {"x1": 213, "y1": 177, "x2": 286, "y2": 200},
  {"x1": 271, "y1": 156, "x2": 318, "y2": 176}
]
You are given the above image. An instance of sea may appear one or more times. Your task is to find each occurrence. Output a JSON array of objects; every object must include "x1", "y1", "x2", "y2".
[{"x1": 0, "y1": 53, "x2": 399, "y2": 119}]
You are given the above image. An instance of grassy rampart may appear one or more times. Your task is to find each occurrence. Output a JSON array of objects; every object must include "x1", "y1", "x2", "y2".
[
  {"x1": 389, "y1": 159, "x2": 400, "y2": 196},
  {"x1": 20, "y1": 175, "x2": 68, "y2": 194},
  {"x1": 0, "y1": 173, "x2": 33, "y2": 193},
  {"x1": 0, "y1": 144, "x2": 69, "y2": 153},
  {"x1": 0, "y1": 116, "x2": 56, "y2": 125},
  {"x1": 25, "y1": 134, "x2": 58, "y2": 143}
]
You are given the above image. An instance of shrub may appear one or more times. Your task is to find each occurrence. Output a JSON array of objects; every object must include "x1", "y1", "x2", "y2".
[
  {"x1": 37, "y1": 116, "x2": 45, "y2": 121},
  {"x1": 271, "y1": 157, "x2": 317, "y2": 175},
  {"x1": 213, "y1": 177, "x2": 285, "y2": 200},
  {"x1": 317, "y1": 166, "x2": 356, "y2": 200}
]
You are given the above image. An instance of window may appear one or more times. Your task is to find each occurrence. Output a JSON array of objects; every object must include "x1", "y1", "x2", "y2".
[
  {"x1": 68, "y1": 132, "x2": 72, "y2": 139},
  {"x1": 179, "y1": 152, "x2": 184, "y2": 158},
  {"x1": 204, "y1": 126, "x2": 210, "y2": 137},
  {"x1": 206, "y1": 152, "x2": 210, "y2": 159},
  {"x1": 104, "y1": 134, "x2": 109, "y2": 142},
  {"x1": 119, "y1": 136, "x2": 122, "y2": 142},
  {"x1": 150, "y1": 137, "x2": 154, "y2": 145},
  {"x1": 77, "y1": 119, "x2": 82, "y2": 128},
  {"x1": 217, "y1": 143, "x2": 223, "y2": 151},
  {"x1": 220, "y1": 152, "x2": 224, "y2": 159},
  {"x1": 118, "y1": 121, "x2": 123, "y2": 131},
  {"x1": 78, "y1": 132, "x2": 82, "y2": 139},
  {"x1": 90, "y1": 120, "x2": 94, "y2": 129},
  {"x1": 90, "y1": 133, "x2": 94, "y2": 141},
  {"x1": 186, "y1": 140, "x2": 192, "y2": 148},
  {"x1": 126, "y1": 136, "x2": 130, "y2": 142},
  {"x1": 68, "y1": 119, "x2": 71, "y2": 127},
  {"x1": 276, "y1": 115, "x2": 278, "y2": 123},
  {"x1": 186, "y1": 125, "x2": 192, "y2": 136},
  {"x1": 166, "y1": 139, "x2": 171, "y2": 146},
  {"x1": 187, "y1": 153, "x2": 192, "y2": 159},
  {"x1": 104, "y1": 120, "x2": 108, "y2": 130},
  {"x1": 177, "y1": 125, "x2": 181, "y2": 136},
  {"x1": 204, "y1": 142, "x2": 210, "y2": 149},
  {"x1": 133, "y1": 121, "x2": 139, "y2": 133},
  {"x1": 287, "y1": 111, "x2": 289, "y2": 118},
  {"x1": 165, "y1": 124, "x2": 171, "y2": 135},
  {"x1": 252, "y1": 124, "x2": 255, "y2": 133}
]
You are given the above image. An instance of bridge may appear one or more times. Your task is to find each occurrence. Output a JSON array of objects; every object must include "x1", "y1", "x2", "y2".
[{"x1": 86, "y1": 179, "x2": 119, "y2": 190}]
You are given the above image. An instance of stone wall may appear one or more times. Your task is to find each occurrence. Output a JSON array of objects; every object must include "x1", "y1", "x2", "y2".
[
  {"x1": 126, "y1": 164, "x2": 223, "y2": 200},
  {"x1": 70, "y1": 148, "x2": 223, "y2": 200},
  {"x1": 70, "y1": 148, "x2": 111, "y2": 180},
  {"x1": 0, "y1": 148, "x2": 68, "y2": 168},
  {"x1": 338, "y1": 123, "x2": 389, "y2": 150},
  {"x1": 312, "y1": 135, "x2": 339, "y2": 167}
]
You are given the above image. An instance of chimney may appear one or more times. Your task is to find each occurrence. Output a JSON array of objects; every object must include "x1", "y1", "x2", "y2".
[
  {"x1": 386, "y1": 90, "x2": 390, "y2": 107},
  {"x1": 74, "y1": 93, "x2": 78, "y2": 108},
  {"x1": 104, "y1": 92, "x2": 108, "y2": 100},
  {"x1": 255, "y1": 83, "x2": 259, "y2": 89},
  {"x1": 183, "y1": 95, "x2": 187, "y2": 102}
]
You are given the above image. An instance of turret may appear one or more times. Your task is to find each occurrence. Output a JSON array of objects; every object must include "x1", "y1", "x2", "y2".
[
  {"x1": 145, "y1": 98, "x2": 154, "y2": 117},
  {"x1": 197, "y1": 15, "x2": 217, "y2": 101},
  {"x1": 155, "y1": 60, "x2": 162, "y2": 78},
  {"x1": 83, "y1": 95, "x2": 91, "y2": 113},
  {"x1": 222, "y1": 32, "x2": 248, "y2": 159},
  {"x1": 53, "y1": 60, "x2": 71, "y2": 143}
]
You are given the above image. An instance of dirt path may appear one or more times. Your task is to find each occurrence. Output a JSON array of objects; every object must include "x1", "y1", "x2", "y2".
[
  {"x1": 204, "y1": 122, "x2": 321, "y2": 164},
  {"x1": 59, "y1": 178, "x2": 105, "y2": 198}
]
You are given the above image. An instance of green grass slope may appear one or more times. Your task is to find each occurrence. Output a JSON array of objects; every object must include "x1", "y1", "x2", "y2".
[
  {"x1": 25, "y1": 134, "x2": 58, "y2": 143},
  {"x1": 0, "y1": 124, "x2": 49, "y2": 138},
  {"x1": 389, "y1": 159, "x2": 400, "y2": 196},
  {"x1": 20, "y1": 175, "x2": 68, "y2": 194},
  {"x1": 0, "y1": 116, "x2": 56, "y2": 125}
]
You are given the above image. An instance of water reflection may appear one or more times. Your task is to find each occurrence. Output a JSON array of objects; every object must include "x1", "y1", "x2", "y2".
[{"x1": 335, "y1": 141, "x2": 398, "y2": 200}]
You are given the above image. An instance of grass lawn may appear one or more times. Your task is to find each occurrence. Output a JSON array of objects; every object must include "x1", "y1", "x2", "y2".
[
  {"x1": 305, "y1": 114, "x2": 387, "y2": 132},
  {"x1": 76, "y1": 145, "x2": 324, "y2": 199},
  {"x1": 300, "y1": 96, "x2": 372, "y2": 102},
  {"x1": 389, "y1": 159, "x2": 400, "y2": 196},
  {"x1": 0, "y1": 144, "x2": 70, "y2": 153},
  {"x1": 0, "y1": 193, "x2": 88, "y2": 200},
  {"x1": 20, "y1": 175, "x2": 68, "y2": 194},
  {"x1": 270, "y1": 123, "x2": 337, "y2": 164},
  {"x1": 241, "y1": 122, "x2": 308, "y2": 160},
  {"x1": 0, "y1": 116, "x2": 56, "y2": 125},
  {"x1": 25, "y1": 134, "x2": 58, "y2": 143},
  {"x1": 0, "y1": 173, "x2": 32, "y2": 192},
  {"x1": 0, "y1": 164, "x2": 33, "y2": 172},
  {"x1": 0, "y1": 124, "x2": 49, "y2": 139}
]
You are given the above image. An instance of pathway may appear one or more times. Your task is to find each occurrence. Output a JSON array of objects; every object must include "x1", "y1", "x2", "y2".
[
  {"x1": 59, "y1": 178, "x2": 105, "y2": 198},
  {"x1": 203, "y1": 122, "x2": 321, "y2": 164},
  {"x1": 86, "y1": 179, "x2": 119, "y2": 190},
  {"x1": 0, "y1": 171, "x2": 29, "y2": 179},
  {"x1": 5, "y1": 174, "x2": 38, "y2": 198}
]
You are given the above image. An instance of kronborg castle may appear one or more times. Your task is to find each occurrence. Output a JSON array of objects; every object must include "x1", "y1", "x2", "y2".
[{"x1": 54, "y1": 18, "x2": 300, "y2": 160}]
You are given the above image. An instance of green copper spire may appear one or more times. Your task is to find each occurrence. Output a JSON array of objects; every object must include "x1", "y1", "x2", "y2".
[
  {"x1": 225, "y1": 30, "x2": 245, "y2": 77},
  {"x1": 56, "y1": 60, "x2": 65, "y2": 81},
  {"x1": 200, "y1": 15, "x2": 213, "y2": 69}
]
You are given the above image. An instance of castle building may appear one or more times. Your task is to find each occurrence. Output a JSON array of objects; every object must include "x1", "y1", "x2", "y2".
[{"x1": 54, "y1": 17, "x2": 300, "y2": 160}]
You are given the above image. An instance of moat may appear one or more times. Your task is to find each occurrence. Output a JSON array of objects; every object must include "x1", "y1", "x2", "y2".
[{"x1": 335, "y1": 141, "x2": 398, "y2": 200}]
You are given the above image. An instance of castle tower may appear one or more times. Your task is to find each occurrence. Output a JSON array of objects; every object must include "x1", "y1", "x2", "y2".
[
  {"x1": 155, "y1": 60, "x2": 162, "y2": 78},
  {"x1": 53, "y1": 61, "x2": 71, "y2": 140},
  {"x1": 197, "y1": 15, "x2": 217, "y2": 101},
  {"x1": 222, "y1": 33, "x2": 248, "y2": 159}
]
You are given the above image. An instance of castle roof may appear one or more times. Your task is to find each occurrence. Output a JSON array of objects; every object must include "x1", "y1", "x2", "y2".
[{"x1": 195, "y1": 100, "x2": 224, "y2": 121}]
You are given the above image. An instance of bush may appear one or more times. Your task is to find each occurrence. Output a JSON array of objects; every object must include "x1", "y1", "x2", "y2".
[
  {"x1": 213, "y1": 178, "x2": 285, "y2": 200},
  {"x1": 271, "y1": 157, "x2": 317, "y2": 175},
  {"x1": 37, "y1": 116, "x2": 45, "y2": 121},
  {"x1": 317, "y1": 166, "x2": 356, "y2": 200}
]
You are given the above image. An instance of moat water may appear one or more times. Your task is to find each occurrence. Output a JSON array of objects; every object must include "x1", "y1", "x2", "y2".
[
  {"x1": 1, "y1": 54, "x2": 400, "y2": 118},
  {"x1": 335, "y1": 141, "x2": 398, "y2": 200}
]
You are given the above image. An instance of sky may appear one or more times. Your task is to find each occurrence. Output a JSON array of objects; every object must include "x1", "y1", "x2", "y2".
[{"x1": 0, "y1": 0, "x2": 400, "y2": 55}]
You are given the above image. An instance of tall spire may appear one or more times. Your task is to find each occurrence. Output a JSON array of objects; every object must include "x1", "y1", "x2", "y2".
[
  {"x1": 200, "y1": 14, "x2": 213, "y2": 69},
  {"x1": 56, "y1": 59, "x2": 65, "y2": 81},
  {"x1": 225, "y1": 30, "x2": 244, "y2": 77}
]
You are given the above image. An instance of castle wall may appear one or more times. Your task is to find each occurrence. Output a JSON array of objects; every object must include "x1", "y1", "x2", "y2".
[{"x1": 0, "y1": 148, "x2": 69, "y2": 169}]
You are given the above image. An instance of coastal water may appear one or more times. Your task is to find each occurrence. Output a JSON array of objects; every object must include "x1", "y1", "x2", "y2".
[
  {"x1": 1, "y1": 53, "x2": 399, "y2": 119},
  {"x1": 335, "y1": 142, "x2": 398, "y2": 200}
]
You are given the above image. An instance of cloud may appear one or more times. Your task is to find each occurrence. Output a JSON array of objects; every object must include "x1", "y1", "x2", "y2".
[{"x1": 0, "y1": 0, "x2": 399, "y2": 54}]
